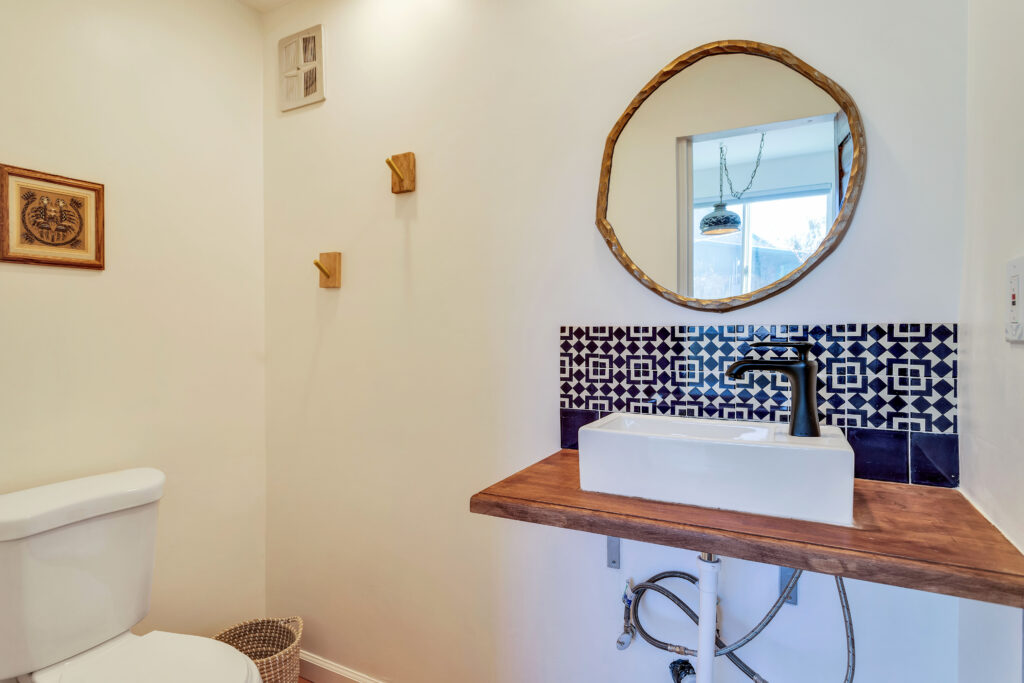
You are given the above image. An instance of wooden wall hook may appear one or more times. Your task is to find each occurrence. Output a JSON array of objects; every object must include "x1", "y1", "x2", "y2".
[
  {"x1": 386, "y1": 152, "x2": 415, "y2": 194},
  {"x1": 315, "y1": 252, "x2": 341, "y2": 288}
]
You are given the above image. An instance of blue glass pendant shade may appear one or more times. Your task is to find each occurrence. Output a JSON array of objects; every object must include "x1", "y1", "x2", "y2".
[{"x1": 699, "y1": 202, "x2": 741, "y2": 236}]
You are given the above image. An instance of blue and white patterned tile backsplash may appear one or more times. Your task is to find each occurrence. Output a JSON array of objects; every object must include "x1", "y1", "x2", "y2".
[{"x1": 558, "y1": 323, "x2": 959, "y2": 488}]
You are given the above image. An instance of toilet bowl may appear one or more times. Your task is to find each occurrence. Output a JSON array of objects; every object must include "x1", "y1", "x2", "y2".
[
  {"x1": 19, "y1": 631, "x2": 260, "y2": 683},
  {"x1": 0, "y1": 469, "x2": 260, "y2": 683}
]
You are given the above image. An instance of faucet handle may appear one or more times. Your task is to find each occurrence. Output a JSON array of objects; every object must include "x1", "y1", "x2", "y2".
[{"x1": 748, "y1": 341, "x2": 814, "y2": 360}]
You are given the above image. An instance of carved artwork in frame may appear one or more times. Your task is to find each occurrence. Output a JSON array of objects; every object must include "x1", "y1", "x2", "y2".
[{"x1": 0, "y1": 165, "x2": 104, "y2": 270}]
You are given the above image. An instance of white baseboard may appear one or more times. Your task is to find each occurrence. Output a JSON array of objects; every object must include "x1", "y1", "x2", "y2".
[{"x1": 299, "y1": 650, "x2": 386, "y2": 683}]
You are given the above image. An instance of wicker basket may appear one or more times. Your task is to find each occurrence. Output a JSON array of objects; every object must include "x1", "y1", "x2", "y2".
[{"x1": 214, "y1": 617, "x2": 303, "y2": 683}]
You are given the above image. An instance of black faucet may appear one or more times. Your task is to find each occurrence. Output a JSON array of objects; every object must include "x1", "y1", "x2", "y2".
[{"x1": 725, "y1": 341, "x2": 821, "y2": 437}]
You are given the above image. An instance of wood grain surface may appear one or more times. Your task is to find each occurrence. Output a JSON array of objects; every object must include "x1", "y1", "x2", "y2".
[
  {"x1": 388, "y1": 152, "x2": 416, "y2": 194},
  {"x1": 470, "y1": 451, "x2": 1024, "y2": 607},
  {"x1": 317, "y1": 251, "x2": 341, "y2": 288}
]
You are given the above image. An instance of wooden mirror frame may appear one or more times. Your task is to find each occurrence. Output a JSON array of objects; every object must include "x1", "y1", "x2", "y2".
[{"x1": 596, "y1": 40, "x2": 866, "y2": 312}]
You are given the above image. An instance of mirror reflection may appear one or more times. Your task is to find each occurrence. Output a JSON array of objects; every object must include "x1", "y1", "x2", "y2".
[{"x1": 607, "y1": 54, "x2": 854, "y2": 301}]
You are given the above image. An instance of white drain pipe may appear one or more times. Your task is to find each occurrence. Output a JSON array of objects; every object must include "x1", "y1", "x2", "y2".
[{"x1": 696, "y1": 552, "x2": 721, "y2": 683}]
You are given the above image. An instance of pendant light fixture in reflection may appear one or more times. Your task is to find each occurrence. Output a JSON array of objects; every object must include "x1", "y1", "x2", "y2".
[{"x1": 699, "y1": 133, "x2": 766, "y2": 236}]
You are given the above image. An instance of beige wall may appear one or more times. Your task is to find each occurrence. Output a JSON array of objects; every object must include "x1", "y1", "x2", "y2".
[
  {"x1": 0, "y1": 0, "x2": 267, "y2": 637},
  {"x1": 262, "y1": 1, "x2": 977, "y2": 682},
  {"x1": 960, "y1": 0, "x2": 1024, "y2": 551}
]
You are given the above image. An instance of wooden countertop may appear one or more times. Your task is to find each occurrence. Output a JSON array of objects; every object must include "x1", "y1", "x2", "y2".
[{"x1": 470, "y1": 450, "x2": 1024, "y2": 607}]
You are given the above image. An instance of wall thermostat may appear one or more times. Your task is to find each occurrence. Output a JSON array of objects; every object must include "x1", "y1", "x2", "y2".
[{"x1": 1008, "y1": 256, "x2": 1024, "y2": 343}]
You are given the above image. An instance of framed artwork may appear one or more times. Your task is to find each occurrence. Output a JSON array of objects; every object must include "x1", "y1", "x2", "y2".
[{"x1": 0, "y1": 165, "x2": 104, "y2": 270}]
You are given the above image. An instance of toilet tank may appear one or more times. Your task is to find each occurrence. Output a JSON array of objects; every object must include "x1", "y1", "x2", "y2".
[{"x1": 0, "y1": 468, "x2": 165, "y2": 679}]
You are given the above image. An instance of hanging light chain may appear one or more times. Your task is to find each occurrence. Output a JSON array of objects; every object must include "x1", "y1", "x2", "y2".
[
  {"x1": 718, "y1": 144, "x2": 726, "y2": 204},
  {"x1": 721, "y1": 132, "x2": 766, "y2": 201}
]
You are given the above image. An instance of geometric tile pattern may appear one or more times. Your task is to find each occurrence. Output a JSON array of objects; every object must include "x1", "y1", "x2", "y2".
[
  {"x1": 559, "y1": 323, "x2": 958, "y2": 434},
  {"x1": 559, "y1": 323, "x2": 959, "y2": 487}
]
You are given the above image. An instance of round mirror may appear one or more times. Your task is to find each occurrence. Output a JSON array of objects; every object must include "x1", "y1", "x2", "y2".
[{"x1": 597, "y1": 41, "x2": 866, "y2": 311}]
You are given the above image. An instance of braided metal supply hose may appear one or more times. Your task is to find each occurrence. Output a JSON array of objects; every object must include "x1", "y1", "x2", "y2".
[
  {"x1": 626, "y1": 571, "x2": 763, "y2": 681},
  {"x1": 624, "y1": 568, "x2": 855, "y2": 682},
  {"x1": 836, "y1": 576, "x2": 856, "y2": 683}
]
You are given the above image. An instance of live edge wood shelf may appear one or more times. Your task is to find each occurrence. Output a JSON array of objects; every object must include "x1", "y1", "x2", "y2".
[{"x1": 470, "y1": 450, "x2": 1024, "y2": 607}]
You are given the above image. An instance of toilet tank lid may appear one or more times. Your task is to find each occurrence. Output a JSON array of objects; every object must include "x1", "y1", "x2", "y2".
[{"x1": 0, "y1": 468, "x2": 165, "y2": 542}]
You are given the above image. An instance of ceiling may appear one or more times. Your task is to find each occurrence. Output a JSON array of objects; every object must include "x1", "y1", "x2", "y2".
[{"x1": 237, "y1": 0, "x2": 295, "y2": 12}]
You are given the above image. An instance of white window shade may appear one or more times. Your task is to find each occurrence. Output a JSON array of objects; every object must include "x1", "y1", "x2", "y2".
[{"x1": 279, "y1": 25, "x2": 324, "y2": 112}]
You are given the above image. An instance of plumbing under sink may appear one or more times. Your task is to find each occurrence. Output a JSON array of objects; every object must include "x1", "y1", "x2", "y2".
[{"x1": 578, "y1": 413, "x2": 855, "y2": 526}]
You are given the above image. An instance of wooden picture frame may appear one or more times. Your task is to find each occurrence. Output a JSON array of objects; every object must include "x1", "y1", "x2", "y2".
[
  {"x1": 595, "y1": 40, "x2": 867, "y2": 312},
  {"x1": 0, "y1": 165, "x2": 105, "y2": 270}
]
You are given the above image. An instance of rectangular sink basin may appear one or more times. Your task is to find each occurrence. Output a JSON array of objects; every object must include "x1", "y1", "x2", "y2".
[{"x1": 578, "y1": 413, "x2": 854, "y2": 526}]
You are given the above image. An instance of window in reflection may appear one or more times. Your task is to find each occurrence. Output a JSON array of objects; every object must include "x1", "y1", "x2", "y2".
[{"x1": 692, "y1": 192, "x2": 828, "y2": 299}]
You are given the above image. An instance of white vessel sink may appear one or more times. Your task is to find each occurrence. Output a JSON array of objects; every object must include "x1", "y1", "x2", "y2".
[{"x1": 578, "y1": 413, "x2": 854, "y2": 526}]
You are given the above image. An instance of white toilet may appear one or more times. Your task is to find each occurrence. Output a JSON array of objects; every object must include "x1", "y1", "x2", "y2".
[{"x1": 0, "y1": 469, "x2": 261, "y2": 683}]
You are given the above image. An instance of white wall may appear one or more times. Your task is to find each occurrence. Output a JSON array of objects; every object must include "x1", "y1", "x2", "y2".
[
  {"x1": 960, "y1": 0, "x2": 1024, "y2": 552},
  {"x1": 958, "y1": 599, "x2": 1022, "y2": 683},
  {"x1": 0, "y1": 0, "x2": 267, "y2": 638},
  {"x1": 957, "y1": 0, "x2": 1024, "y2": 675},
  {"x1": 261, "y1": 1, "x2": 987, "y2": 682}
]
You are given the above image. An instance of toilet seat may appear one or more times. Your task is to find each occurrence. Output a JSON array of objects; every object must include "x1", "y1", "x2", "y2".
[{"x1": 23, "y1": 631, "x2": 261, "y2": 683}]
